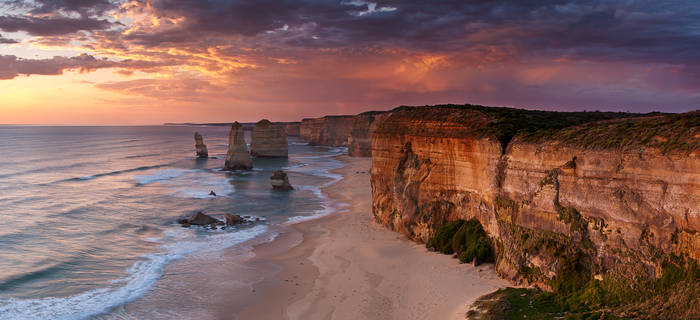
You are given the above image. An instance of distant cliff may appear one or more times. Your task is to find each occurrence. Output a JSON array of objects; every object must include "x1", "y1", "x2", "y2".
[
  {"x1": 300, "y1": 115, "x2": 355, "y2": 146},
  {"x1": 370, "y1": 105, "x2": 699, "y2": 294},
  {"x1": 348, "y1": 111, "x2": 390, "y2": 157},
  {"x1": 284, "y1": 122, "x2": 300, "y2": 136}
]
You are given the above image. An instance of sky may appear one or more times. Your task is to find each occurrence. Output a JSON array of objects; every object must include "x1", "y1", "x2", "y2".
[{"x1": 0, "y1": 0, "x2": 699, "y2": 125}]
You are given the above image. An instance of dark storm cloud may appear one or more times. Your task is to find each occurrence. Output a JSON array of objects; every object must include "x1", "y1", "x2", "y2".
[
  {"x1": 0, "y1": 53, "x2": 171, "y2": 79},
  {"x1": 0, "y1": 15, "x2": 114, "y2": 36},
  {"x1": 107, "y1": 0, "x2": 700, "y2": 69}
]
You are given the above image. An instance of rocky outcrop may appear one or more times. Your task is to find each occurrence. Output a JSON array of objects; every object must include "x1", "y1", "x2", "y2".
[
  {"x1": 194, "y1": 132, "x2": 208, "y2": 158},
  {"x1": 284, "y1": 122, "x2": 300, "y2": 136},
  {"x1": 225, "y1": 213, "x2": 245, "y2": 226},
  {"x1": 348, "y1": 111, "x2": 389, "y2": 157},
  {"x1": 300, "y1": 115, "x2": 355, "y2": 146},
  {"x1": 251, "y1": 119, "x2": 288, "y2": 157},
  {"x1": 178, "y1": 212, "x2": 221, "y2": 227},
  {"x1": 270, "y1": 170, "x2": 294, "y2": 191},
  {"x1": 224, "y1": 122, "x2": 253, "y2": 170},
  {"x1": 371, "y1": 105, "x2": 700, "y2": 288}
]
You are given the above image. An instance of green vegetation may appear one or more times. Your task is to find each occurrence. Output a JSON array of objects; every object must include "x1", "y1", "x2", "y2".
[
  {"x1": 391, "y1": 104, "x2": 699, "y2": 153},
  {"x1": 426, "y1": 219, "x2": 493, "y2": 264},
  {"x1": 468, "y1": 255, "x2": 700, "y2": 319},
  {"x1": 392, "y1": 104, "x2": 658, "y2": 150}
]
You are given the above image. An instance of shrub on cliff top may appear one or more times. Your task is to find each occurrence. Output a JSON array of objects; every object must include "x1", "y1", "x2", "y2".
[{"x1": 427, "y1": 219, "x2": 493, "y2": 264}]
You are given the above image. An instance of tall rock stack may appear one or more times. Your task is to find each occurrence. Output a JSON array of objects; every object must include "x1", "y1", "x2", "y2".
[
  {"x1": 223, "y1": 122, "x2": 253, "y2": 170},
  {"x1": 194, "y1": 132, "x2": 208, "y2": 158},
  {"x1": 250, "y1": 119, "x2": 288, "y2": 157}
]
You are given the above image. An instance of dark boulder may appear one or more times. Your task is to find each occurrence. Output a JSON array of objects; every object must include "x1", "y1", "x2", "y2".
[
  {"x1": 270, "y1": 170, "x2": 294, "y2": 191},
  {"x1": 225, "y1": 213, "x2": 245, "y2": 226},
  {"x1": 178, "y1": 211, "x2": 221, "y2": 226}
]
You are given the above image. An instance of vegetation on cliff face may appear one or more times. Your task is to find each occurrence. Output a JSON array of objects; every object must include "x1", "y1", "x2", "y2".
[
  {"x1": 468, "y1": 256, "x2": 699, "y2": 319},
  {"x1": 426, "y1": 219, "x2": 494, "y2": 264}
]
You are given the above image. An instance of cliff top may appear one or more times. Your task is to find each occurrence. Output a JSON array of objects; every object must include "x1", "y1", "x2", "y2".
[{"x1": 378, "y1": 104, "x2": 699, "y2": 152}]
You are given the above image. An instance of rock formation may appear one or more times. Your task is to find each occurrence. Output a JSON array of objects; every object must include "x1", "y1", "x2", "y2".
[
  {"x1": 284, "y1": 122, "x2": 300, "y2": 136},
  {"x1": 250, "y1": 119, "x2": 288, "y2": 157},
  {"x1": 178, "y1": 212, "x2": 221, "y2": 227},
  {"x1": 270, "y1": 170, "x2": 294, "y2": 191},
  {"x1": 224, "y1": 122, "x2": 253, "y2": 170},
  {"x1": 348, "y1": 111, "x2": 389, "y2": 157},
  {"x1": 194, "y1": 132, "x2": 208, "y2": 158},
  {"x1": 225, "y1": 213, "x2": 245, "y2": 226},
  {"x1": 300, "y1": 115, "x2": 355, "y2": 146},
  {"x1": 371, "y1": 105, "x2": 700, "y2": 288}
]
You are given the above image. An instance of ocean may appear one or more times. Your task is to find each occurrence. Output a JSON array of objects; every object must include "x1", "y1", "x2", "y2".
[{"x1": 0, "y1": 125, "x2": 345, "y2": 319}]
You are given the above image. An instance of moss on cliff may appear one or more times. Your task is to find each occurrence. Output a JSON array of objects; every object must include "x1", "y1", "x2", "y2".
[
  {"x1": 426, "y1": 219, "x2": 494, "y2": 264},
  {"x1": 469, "y1": 255, "x2": 700, "y2": 319}
]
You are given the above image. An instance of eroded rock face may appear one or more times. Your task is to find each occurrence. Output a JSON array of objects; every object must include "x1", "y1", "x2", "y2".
[
  {"x1": 284, "y1": 122, "x2": 300, "y2": 136},
  {"x1": 270, "y1": 170, "x2": 294, "y2": 191},
  {"x1": 348, "y1": 111, "x2": 389, "y2": 157},
  {"x1": 300, "y1": 115, "x2": 355, "y2": 146},
  {"x1": 371, "y1": 106, "x2": 700, "y2": 288},
  {"x1": 194, "y1": 132, "x2": 208, "y2": 158},
  {"x1": 251, "y1": 119, "x2": 288, "y2": 157},
  {"x1": 224, "y1": 122, "x2": 253, "y2": 170}
]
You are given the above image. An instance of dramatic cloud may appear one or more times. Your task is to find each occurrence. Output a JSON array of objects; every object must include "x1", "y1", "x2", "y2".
[
  {"x1": 1, "y1": 0, "x2": 699, "y2": 124},
  {"x1": 0, "y1": 53, "x2": 171, "y2": 79}
]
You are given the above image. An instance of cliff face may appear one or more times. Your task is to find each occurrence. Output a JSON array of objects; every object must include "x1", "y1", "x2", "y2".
[
  {"x1": 224, "y1": 122, "x2": 253, "y2": 170},
  {"x1": 371, "y1": 106, "x2": 700, "y2": 287},
  {"x1": 348, "y1": 112, "x2": 389, "y2": 157},
  {"x1": 284, "y1": 122, "x2": 300, "y2": 136},
  {"x1": 251, "y1": 119, "x2": 288, "y2": 157},
  {"x1": 300, "y1": 116, "x2": 355, "y2": 146}
]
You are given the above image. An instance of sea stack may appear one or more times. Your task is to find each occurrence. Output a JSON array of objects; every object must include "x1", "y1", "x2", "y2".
[
  {"x1": 223, "y1": 122, "x2": 253, "y2": 170},
  {"x1": 194, "y1": 132, "x2": 208, "y2": 158},
  {"x1": 270, "y1": 170, "x2": 293, "y2": 191},
  {"x1": 250, "y1": 119, "x2": 288, "y2": 157}
]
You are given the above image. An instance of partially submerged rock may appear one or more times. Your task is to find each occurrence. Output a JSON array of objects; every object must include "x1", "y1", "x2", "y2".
[
  {"x1": 178, "y1": 211, "x2": 221, "y2": 226},
  {"x1": 225, "y1": 213, "x2": 245, "y2": 226},
  {"x1": 270, "y1": 170, "x2": 294, "y2": 191},
  {"x1": 223, "y1": 122, "x2": 253, "y2": 170},
  {"x1": 194, "y1": 132, "x2": 208, "y2": 158},
  {"x1": 251, "y1": 119, "x2": 288, "y2": 157}
]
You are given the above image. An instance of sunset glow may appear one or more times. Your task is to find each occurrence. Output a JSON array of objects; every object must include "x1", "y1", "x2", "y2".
[{"x1": 1, "y1": 0, "x2": 698, "y2": 124}]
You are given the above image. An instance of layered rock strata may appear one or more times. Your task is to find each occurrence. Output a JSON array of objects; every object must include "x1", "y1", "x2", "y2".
[
  {"x1": 284, "y1": 122, "x2": 300, "y2": 136},
  {"x1": 371, "y1": 106, "x2": 700, "y2": 288},
  {"x1": 194, "y1": 132, "x2": 208, "y2": 158},
  {"x1": 250, "y1": 119, "x2": 288, "y2": 157},
  {"x1": 300, "y1": 115, "x2": 355, "y2": 146},
  {"x1": 348, "y1": 111, "x2": 389, "y2": 157},
  {"x1": 224, "y1": 122, "x2": 253, "y2": 170}
]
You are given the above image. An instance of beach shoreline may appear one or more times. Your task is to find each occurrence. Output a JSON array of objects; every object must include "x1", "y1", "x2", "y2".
[{"x1": 227, "y1": 155, "x2": 508, "y2": 320}]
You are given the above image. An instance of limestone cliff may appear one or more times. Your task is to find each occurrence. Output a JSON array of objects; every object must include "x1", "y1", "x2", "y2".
[
  {"x1": 348, "y1": 111, "x2": 389, "y2": 157},
  {"x1": 371, "y1": 105, "x2": 699, "y2": 288},
  {"x1": 194, "y1": 132, "x2": 208, "y2": 158},
  {"x1": 300, "y1": 115, "x2": 355, "y2": 146},
  {"x1": 284, "y1": 122, "x2": 300, "y2": 136},
  {"x1": 224, "y1": 122, "x2": 253, "y2": 170},
  {"x1": 250, "y1": 119, "x2": 288, "y2": 157}
]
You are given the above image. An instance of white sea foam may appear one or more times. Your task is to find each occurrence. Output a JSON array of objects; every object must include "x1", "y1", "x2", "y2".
[
  {"x1": 134, "y1": 169, "x2": 234, "y2": 198},
  {"x1": 0, "y1": 225, "x2": 269, "y2": 320}
]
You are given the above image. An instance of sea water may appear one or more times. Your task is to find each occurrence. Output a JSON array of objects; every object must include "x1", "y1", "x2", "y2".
[{"x1": 0, "y1": 125, "x2": 345, "y2": 319}]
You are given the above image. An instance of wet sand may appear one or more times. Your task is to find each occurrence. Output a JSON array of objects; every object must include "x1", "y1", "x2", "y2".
[{"x1": 229, "y1": 156, "x2": 508, "y2": 319}]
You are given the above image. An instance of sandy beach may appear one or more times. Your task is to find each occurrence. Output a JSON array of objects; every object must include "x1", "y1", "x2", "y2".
[{"x1": 229, "y1": 156, "x2": 508, "y2": 320}]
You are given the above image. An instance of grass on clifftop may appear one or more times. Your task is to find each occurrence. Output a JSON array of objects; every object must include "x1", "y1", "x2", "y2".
[{"x1": 392, "y1": 104, "x2": 699, "y2": 153}]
